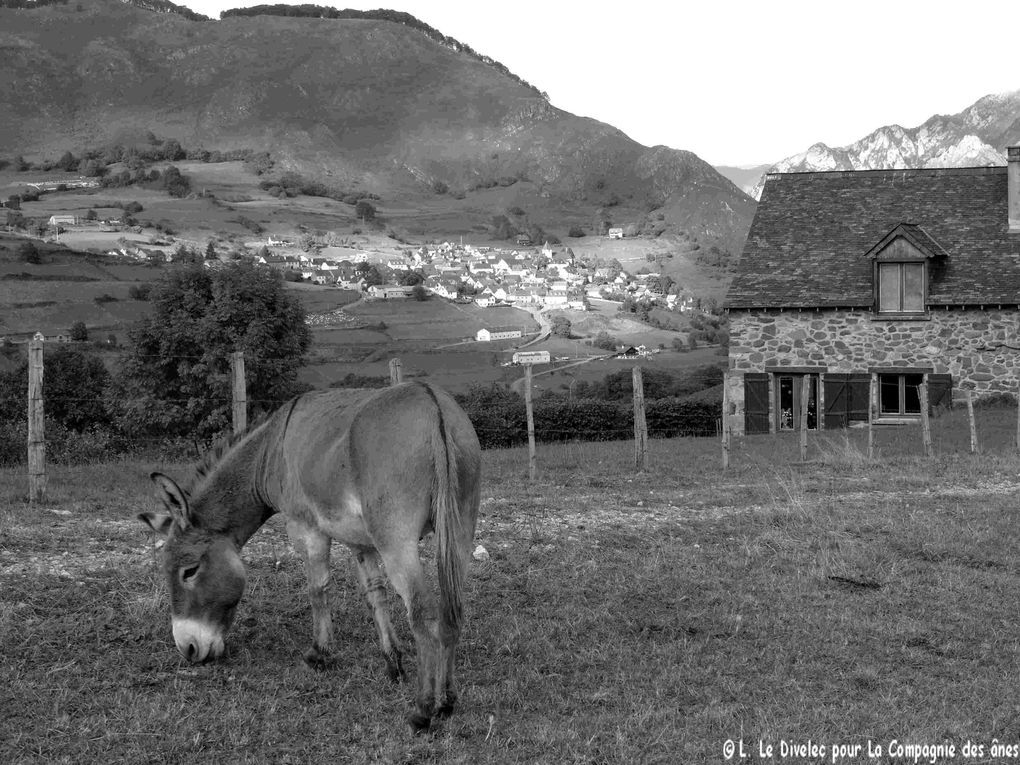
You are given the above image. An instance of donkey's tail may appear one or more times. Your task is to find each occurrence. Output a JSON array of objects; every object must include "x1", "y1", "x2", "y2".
[{"x1": 423, "y1": 385, "x2": 467, "y2": 634}]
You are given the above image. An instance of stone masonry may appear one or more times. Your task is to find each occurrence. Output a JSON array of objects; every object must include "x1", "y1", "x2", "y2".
[{"x1": 726, "y1": 307, "x2": 1020, "y2": 433}]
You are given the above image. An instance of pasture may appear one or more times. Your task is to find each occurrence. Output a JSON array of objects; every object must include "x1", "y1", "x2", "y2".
[{"x1": 2, "y1": 428, "x2": 1018, "y2": 763}]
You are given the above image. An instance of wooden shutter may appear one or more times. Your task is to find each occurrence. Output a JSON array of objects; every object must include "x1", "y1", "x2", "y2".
[
  {"x1": 847, "y1": 374, "x2": 871, "y2": 422},
  {"x1": 927, "y1": 374, "x2": 952, "y2": 413},
  {"x1": 823, "y1": 374, "x2": 849, "y2": 429},
  {"x1": 744, "y1": 373, "x2": 769, "y2": 435}
]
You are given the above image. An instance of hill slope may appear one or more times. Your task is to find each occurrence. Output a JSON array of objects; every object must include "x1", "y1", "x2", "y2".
[
  {"x1": 748, "y1": 89, "x2": 1020, "y2": 198},
  {"x1": 0, "y1": 0, "x2": 754, "y2": 254}
]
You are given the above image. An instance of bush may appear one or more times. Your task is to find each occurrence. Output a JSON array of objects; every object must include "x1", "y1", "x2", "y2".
[
  {"x1": 568, "y1": 226, "x2": 585, "y2": 238},
  {"x1": 455, "y1": 390, "x2": 720, "y2": 448},
  {"x1": 19, "y1": 241, "x2": 41, "y2": 264}
]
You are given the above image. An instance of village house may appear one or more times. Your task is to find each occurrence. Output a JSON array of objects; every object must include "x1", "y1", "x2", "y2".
[
  {"x1": 335, "y1": 274, "x2": 365, "y2": 291},
  {"x1": 367, "y1": 285, "x2": 415, "y2": 299},
  {"x1": 725, "y1": 147, "x2": 1020, "y2": 436},
  {"x1": 476, "y1": 328, "x2": 523, "y2": 342}
]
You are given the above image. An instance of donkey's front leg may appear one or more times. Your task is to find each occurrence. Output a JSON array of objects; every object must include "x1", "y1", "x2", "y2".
[{"x1": 286, "y1": 518, "x2": 335, "y2": 668}]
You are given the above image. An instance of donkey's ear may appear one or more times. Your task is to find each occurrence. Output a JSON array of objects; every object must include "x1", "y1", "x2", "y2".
[
  {"x1": 150, "y1": 472, "x2": 192, "y2": 530},
  {"x1": 138, "y1": 510, "x2": 173, "y2": 538}
]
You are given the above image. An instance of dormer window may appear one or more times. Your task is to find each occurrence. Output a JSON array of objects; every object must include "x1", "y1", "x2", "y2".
[
  {"x1": 878, "y1": 262, "x2": 924, "y2": 313},
  {"x1": 866, "y1": 223, "x2": 947, "y2": 319}
]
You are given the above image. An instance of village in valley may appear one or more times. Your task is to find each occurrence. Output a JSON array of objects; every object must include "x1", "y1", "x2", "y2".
[{"x1": 250, "y1": 235, "x2": 697, "y2": 314}]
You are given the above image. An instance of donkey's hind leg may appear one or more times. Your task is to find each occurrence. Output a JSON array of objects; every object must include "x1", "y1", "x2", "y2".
[
  {"x1": 286, "y1": 518, "x2": 335, "y2": 669},
  {"x1": 378, "y1": 542, "x2": 442, "y2": 732},
  {"x1": 351, "y1": 547, "x2": 406, "y2": 682}
]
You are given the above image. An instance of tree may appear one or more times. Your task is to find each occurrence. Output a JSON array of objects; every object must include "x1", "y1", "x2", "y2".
[
  {"x1": 411, "y1": 284, "x2": 429, "y2": 301},
  {"x1": 69, "y1": 321, "x2": 88, "y2": 342},
  {"x1": 161, "y1": 165, "x2": 191, "y2": 198},
  {"x1": 19, "y1": 241, "x2": 41, "y2": 264},
  {"x1": 115, "y1": 263, "x2": 311, "y2": 441},
  {"x1": 128, "y1": 283, "x2": 152, "y2": 300},
  {"x1": 57, "y1": 150, "x2": 76, "y2": 171},
  {"x1": 550, "y1": 315, "x2": 572, "y2": 337},
  {"x1": 400, "y1": 270, "x2": 425, "y2": 286},
  {"x1": 568, "y1": 226, "x2": 585, "y2": 238},
  {"x1": 354, "y1": 200, "x2": 376, "y2": 221},
  {"x1": 0, "y1": 347, "x2": 110, "y2": 431},
  {"x1": 205, "y1": 240, "x2": 217, "y2": 260},
  {"x1": 78, "y1": 158, "x2": 104, "y2": 177},
  {"x1": 593, "y1": 331, "x2": 618, "y2": 351},
  {"x1": 162, "y1": 139, "x2": 185, "y2": 161}
]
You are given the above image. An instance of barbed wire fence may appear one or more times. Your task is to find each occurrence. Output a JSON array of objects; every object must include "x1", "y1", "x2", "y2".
[
  {"x1": 720, "y1": 371, "x2": 1020, "y2": 468},
  {"x1": 12, "y1": 343, "x2": 711, "y2": 503}
]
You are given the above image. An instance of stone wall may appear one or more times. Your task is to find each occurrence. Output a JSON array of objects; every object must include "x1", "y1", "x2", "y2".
[{"x1": 726, "y1": 308, "x2": 1020, "y2": 432}]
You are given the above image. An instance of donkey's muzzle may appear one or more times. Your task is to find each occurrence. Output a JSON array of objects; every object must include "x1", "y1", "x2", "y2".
[{"x1": 172, "y1": 617, "x2": 225, "y2": 662}]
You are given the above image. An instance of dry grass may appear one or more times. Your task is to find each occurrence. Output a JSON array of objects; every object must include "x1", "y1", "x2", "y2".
[{"x1": 2, "y1": 433, "x2": 1019, "y2": 763}]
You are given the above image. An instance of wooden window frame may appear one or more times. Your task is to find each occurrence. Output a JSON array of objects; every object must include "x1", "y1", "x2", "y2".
[
  {"x1": 874, "y1": 260, "x2": 928, "y2": 318},
  {"x1": 877, "y1": 372, "x2": 924, "y2": 418}
]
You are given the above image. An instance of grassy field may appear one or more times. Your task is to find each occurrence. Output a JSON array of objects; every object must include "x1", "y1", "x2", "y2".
[{"x1": 2, "y1": 418, "x2": 1019, "y2": 763}]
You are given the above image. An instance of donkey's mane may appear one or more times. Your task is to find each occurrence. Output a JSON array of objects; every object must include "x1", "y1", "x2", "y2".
[{"x1": 185, "y1": 411, "x2": 274, "y2": 493}]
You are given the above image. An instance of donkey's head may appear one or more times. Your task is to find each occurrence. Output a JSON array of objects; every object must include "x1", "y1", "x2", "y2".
[{"x1": 139, "y1": 472, "x2": 246, "y2": 663}]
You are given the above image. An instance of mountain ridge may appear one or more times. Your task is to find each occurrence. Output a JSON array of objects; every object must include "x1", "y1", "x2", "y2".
[
  {"x1": 0, "y1": 0, "x2": 754, "y2": 254},
  {"x1": 745, "y1": 89, "x2": 1020, "y2": 199}
]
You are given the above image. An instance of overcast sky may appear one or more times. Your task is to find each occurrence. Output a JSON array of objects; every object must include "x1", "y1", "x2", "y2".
[{"x1": 183, "y1": 0, "x2": 1019, "y2": 167}]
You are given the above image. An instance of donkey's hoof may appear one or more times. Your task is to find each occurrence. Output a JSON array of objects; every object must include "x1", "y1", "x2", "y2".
[
  {"x1": 407, "y1": 710, "x2": 433, "y2": 733},
  {"x1": 385, "y1": 657, "x2": 406, "y2": 683},
  {"x1": 435, "y1": 690, "x2": 458, "y2": 718},
  {"x1": 303, "y1": 646, "x2": 336, "y2": 670}
]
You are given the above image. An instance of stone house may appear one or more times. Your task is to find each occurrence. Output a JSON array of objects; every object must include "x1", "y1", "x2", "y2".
[{"x1": 725, "y1": 147, "x2": 1020, "y2": 435}]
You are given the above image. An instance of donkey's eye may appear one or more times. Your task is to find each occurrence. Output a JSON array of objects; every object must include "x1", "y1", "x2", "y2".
[{"x1": 179, "y1": 564, "x2": 200, "y2": 584}]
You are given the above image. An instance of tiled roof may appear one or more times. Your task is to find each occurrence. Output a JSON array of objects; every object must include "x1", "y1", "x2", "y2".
[{"x1": 726, "y1": 166, "x2": 1020, "y2": 308}]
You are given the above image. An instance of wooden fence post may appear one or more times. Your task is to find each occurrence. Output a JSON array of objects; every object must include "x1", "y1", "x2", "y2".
[
  {"x1": 967, "y1": 389, "x2": 978, "y2": 453},
  {"x1": 867, "y1": 374, "x2": 875, "y2": 460},
  {"x1": 524, "y1": 364, "x2": 536, "y2": 482},
  {"x1": 389, "y1": 358, "x2": 403, "y2": 386},
  {"x1": 27, "y1": 339, "x2": 46, "y2": 503},
  {"x1": 919, "y1": 375, "x2": 932, "y2": 458},
  {"x1": 231, "y1": 351, "x2": 247, "y2": 436},
  {"x1": 799, "y1": 374, "x2": 810, "y2": 461},
  {"x1": 632, "y1": 366, "x2": 648, "y2": 472},
  {"x1": 721, "y1": 372, "x2": 730, "y2": 470}
]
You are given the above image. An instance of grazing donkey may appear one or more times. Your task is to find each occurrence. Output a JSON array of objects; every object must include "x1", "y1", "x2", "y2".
[{"x1": 139, "y1": 382, "x2": 482, "y2": 730}]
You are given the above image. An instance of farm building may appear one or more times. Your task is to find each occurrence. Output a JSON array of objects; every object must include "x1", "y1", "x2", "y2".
[
  {"x1": 476, "y1": 328, "x2": 523, "y2": 342},
  {"x1": 48, "y1": 214, "x2": 78, "y2": 226},
  {"x1": 366, "y1": 285, "x2": 414, "y2": 299},
  {"x1": 607, "y1": 228, "x2": 624, "y2": 239},
  {"x1": 725, "y1": 146, "x2": 1020, "y2": 436}
]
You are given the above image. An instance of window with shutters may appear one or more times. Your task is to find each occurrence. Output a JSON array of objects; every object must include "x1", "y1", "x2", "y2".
[{"x1": 878, "y1": 373, "x2": 923, "y2": 416}]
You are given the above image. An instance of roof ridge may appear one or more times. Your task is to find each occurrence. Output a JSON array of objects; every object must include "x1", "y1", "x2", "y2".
[{"x1": 765, "y1": 165, "x2": 1006, "y2": 181}]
